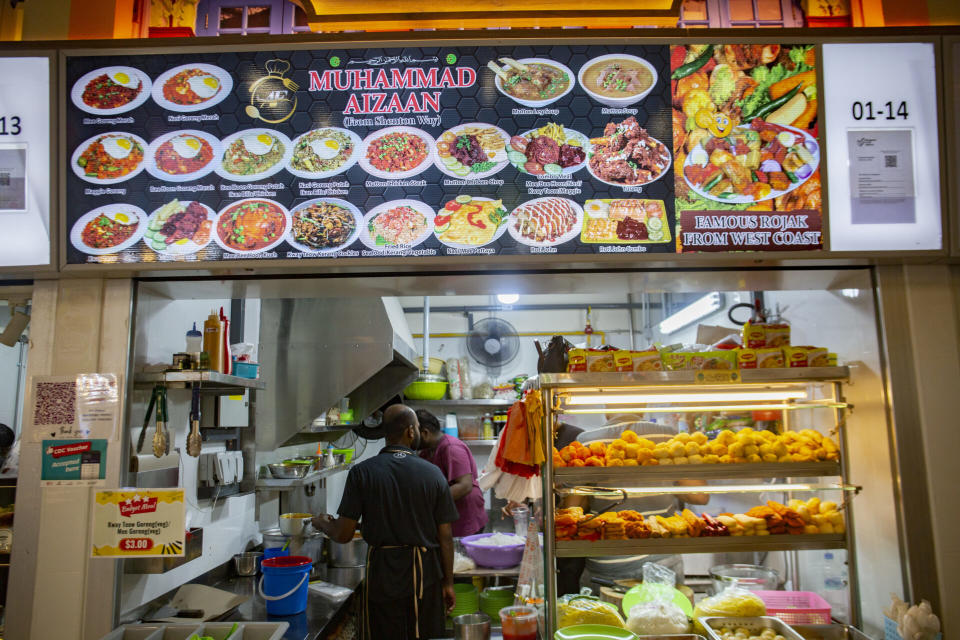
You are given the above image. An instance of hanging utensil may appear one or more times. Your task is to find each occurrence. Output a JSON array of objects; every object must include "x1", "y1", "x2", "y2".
[
  {"x1": 136, "y1": 385, "x2": 159, "y2": 454},
  {"x1": 152, "y1": 385, "x2": 168, "y2": 458},
  {"x1": 186, "y1": 383, "x2": 202, "y2": 457},
  {"x1": 163, "y1": 386, "x2": 171, "y2": 456}
]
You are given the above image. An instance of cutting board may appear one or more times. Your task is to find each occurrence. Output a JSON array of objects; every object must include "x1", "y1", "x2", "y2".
[{"x1": 154, "y1": 584, "x2": 248, "y2": 622}]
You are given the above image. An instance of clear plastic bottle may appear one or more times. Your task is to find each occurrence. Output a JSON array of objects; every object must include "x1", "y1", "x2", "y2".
[{"x1": 822, "y1": 551, "x2": 849, "y2": 621}]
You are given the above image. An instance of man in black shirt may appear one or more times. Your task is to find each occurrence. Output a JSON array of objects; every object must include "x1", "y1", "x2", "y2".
[{"x1": 313, "y1": 404, "x2": 459, "y2": 640}]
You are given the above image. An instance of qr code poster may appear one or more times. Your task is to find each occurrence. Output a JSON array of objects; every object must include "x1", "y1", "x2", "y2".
[{"x1": 28, "y1": 374, "x2": 120, "y2": 442}]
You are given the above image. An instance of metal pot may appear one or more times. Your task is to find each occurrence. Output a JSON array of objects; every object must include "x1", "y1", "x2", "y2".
[
  {"x1": 453, "y1": 613, "x2": 491, "y2": 640},
  {"x1": 327, "y1": 536, "x2": 368, "y2": 568},
  {"x1": 279, "y1": 513, "x2": 313, "y2": 536},
  {"x1": 262, "y1": 528, "x2": 325, "y2": 578}
]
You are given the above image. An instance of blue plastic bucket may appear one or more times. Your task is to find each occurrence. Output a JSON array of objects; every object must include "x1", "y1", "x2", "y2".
[
  {"x1": 261, "y1": 546, "x2": 289, "y2": 572},
  {"x1": 259, "y1": 555, "x2": 312, "y2": 615}
]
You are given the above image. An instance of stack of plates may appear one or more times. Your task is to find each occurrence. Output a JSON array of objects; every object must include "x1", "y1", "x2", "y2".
[
  {"x1": 480, "y1": 586, "x2": 515, "y2": 621},
  {"x1": 450, "y1": 583, "x2": 479, "y2": 618}
]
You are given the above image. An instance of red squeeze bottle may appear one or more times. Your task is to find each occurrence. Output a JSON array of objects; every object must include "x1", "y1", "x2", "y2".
[{"x1": 220, "y1": 307, "x2": 231, "y2": 375}]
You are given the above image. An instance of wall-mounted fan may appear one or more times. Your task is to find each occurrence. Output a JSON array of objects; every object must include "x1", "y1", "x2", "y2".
[{"x1": 467, "y1": 317, "x2": 520, "y2": 368}]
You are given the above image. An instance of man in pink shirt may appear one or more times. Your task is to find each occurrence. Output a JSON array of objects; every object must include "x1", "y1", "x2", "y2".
[{"x1": 416, "y1": 410, "x2": 488, "y2": 537}]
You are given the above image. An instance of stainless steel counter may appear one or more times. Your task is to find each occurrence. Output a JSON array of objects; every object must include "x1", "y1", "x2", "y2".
[{"x1": 209, "y1": 565, "x2": 364, "y2": 640}]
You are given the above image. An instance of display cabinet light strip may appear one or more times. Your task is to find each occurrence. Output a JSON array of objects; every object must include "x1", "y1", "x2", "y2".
[
  {"x1": 564, "y1": 390, "x2": 808, "y2": 405},
  {"x1": 561, "y1": 483, "x2": 858, "y2": 497},
  {"x1": 558, "y1": 402, "x2": 846, "y2": 414}
]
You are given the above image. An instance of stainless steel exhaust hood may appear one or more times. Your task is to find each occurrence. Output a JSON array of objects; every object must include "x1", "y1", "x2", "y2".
[{"x1": 255, "y1": 297, "x2": 418, "y2": 451}]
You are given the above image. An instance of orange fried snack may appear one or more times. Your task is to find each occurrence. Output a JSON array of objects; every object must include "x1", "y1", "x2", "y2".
[
  {"x1": 588, "y1": 441, "x2": 607, "y2": 457},
  {"x1": 555, "y1": 507, "x2": 585, "y2": 526},
  {"x1": 681, "y1": 508, "x2": 704, "y2": 537}
]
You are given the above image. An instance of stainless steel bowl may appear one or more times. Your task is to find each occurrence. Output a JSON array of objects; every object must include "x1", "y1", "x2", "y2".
[
  {"x1": 233, "y1": 551, "x2": 262, "y2": 576},
  {"x1": 268, "y1": 463, "x2": 310, "y2": 479},
  {"x1": 290, "y1": 455, "x2": 323, "y2": 471},
  {"x1": 709, "y1": 563, "x2": 780, "y2": 593},
  {"x1": 453, "y1": 613, "x2": 490, "y2": 640}
]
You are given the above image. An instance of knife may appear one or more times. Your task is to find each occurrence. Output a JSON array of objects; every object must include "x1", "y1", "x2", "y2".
[
  {"x1": 590, "y1": 577, "x2": 630, "y2": 593},
  {"x1": 143, "y1": 605, "x2": 205, "y2": 621}
]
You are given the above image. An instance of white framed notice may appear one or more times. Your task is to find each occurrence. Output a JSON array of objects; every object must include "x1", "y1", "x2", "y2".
[
  {"x1": 0, "y1": 56, "x2": 50, "y2": 267},
  {"x1": 823, "y1": 42, "x2": 942, "y2": 251}
]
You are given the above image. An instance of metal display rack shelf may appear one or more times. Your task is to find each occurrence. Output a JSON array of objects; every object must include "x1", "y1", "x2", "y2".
[
  {"x1": 555, "y1": 534, "x2": 847, "y2": 557},
  {"x1": 539, "y1": 367, "x2": 851, "y2": 388},
  {"x1": 255, "y1": 463, "x2": 353, "y2": 491},
  {"x1": 410, "y1": 399, "x2": 514, "y2": 408},
  {"x1": 541, "y1": 369, "x2": 857, "y2": 637},
  {"x1": 554, "y1": 461, "x2": 842, "y2": 483},
  {"x1": 134, "y1": 370, "x2": 266, "y2": 392}
]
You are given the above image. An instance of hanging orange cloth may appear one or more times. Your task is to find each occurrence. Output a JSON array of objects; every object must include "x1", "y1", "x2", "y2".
[
  {"x1": 524, "y1": 389, "x2": 546, "y2": 466},
  {"x1": 502, "y1": 401, "x2": 531, "y2": 465}
]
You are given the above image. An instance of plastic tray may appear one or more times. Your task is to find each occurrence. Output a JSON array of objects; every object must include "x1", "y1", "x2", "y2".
[
  {"x1": 100, "y1": 622, "x2": 289, "y2": 640},
  {"x1": 700, "y1": 616, "x2": 806, "y2": 640},
  {"x1": 754, "y1": 591, "x2": 831, "y2": 624}
]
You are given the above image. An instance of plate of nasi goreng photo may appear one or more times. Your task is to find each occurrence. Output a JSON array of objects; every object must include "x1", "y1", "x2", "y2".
[
  {"x1": 434, "y1": 123, "x2": 510, "y2": 179},
  {"x1": 433, "y1": 195, "x2": 508, "y2": 249},
  {"x1": 216, "y1": 129, "x2": 293, "y2": 183},
  {"x1": 71, "y1": 66, "x2": 152, "y2": 115},
  {"x1": 71, "y1": 132, "x2": 148, "y2": 184},
  {"x1": 151, "y1": 63, "x2": 233, "y2": 112},
  {"x1": 671, "y1": 44, "x2": 822, "y2": 211},
  {"x1": 70, "y1": 203, "x2": 148, "y2": 256},
  {"x1": 287, "y1": 127, "x2": 362, "y2": 180}
]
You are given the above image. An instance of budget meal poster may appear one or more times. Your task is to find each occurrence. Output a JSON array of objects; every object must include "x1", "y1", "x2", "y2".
[
  {"x1": 91, "y1": 489, "x2": 185, "y2": 558},
  {"x1": 670, "y1": 44, "x2": 824, "y2": 253},
  {"x1": 64, "y1": 45, "x2": 680, "y2": 264}
]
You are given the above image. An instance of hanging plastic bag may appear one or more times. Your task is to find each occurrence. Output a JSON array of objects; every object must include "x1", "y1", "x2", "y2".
[
  {"x1": 693, "y1": 585, "x2": 766, "y2": 632},
  {"x1": 557, "y1": 590, "x2": 625, "y2": 629}
]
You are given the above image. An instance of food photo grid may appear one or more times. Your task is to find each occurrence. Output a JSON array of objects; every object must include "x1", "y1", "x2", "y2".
[{"x1": 64, "y1": 44, "x2": 821, "y2": 264}]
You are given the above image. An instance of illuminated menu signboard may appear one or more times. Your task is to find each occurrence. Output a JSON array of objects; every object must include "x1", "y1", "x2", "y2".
[
  {"x1": 1, "y1": 56, "x2": 51, "y2": 268},
  {"x1": 64, "y1": 44, "x2": 824, "y2": 265}
]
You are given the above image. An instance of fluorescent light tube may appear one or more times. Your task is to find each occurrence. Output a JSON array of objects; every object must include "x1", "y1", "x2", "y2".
[
  {"x1": 659, "y1": 292, "x2": 723, "y2": 334},
  {"x1": 565, "y1": 390, "x2": 807, "y2": 405}
]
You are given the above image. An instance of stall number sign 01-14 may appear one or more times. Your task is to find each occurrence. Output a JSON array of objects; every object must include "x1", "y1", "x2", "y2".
[{"x1": 851, "y1": 101, "x2": 909, "y2": 121}]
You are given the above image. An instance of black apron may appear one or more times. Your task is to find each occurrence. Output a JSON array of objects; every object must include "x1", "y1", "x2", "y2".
[{"x1": 361, "y1": 446, "x2": 446, "y2": 640}]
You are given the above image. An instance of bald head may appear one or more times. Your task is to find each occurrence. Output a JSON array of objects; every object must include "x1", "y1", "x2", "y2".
[{"x1": 383, "y1": 404, "x2": 419, "y2": 446}]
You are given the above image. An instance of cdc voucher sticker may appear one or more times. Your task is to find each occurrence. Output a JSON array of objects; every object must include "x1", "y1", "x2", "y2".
[{"x1": 91, "y1": 489, "x2": 185, "y2": 558}]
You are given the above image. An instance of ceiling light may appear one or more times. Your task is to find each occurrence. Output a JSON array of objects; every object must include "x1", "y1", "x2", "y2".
[
  {"x1": 659, "y1": 292, "x2": 723, "y2": 334},
  {"x1": 497, "y1": 293, "x2": 519, "y2": 305},
  {"x1": 564, "y1": 390, "x2": 807, "y2": 405}
]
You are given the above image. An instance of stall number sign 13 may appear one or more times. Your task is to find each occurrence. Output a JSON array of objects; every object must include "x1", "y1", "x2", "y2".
[
  {"x1": 851, "y1": 101, "x2": 908, "y2": 121},
  {"x1": 0, "y1": 116, "x2": 21, "y2": 135}
]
